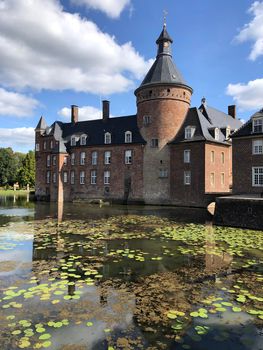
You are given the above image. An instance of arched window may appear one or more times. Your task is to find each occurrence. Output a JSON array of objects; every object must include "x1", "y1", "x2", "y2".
[
  {"x1": 125, "y1": 131, "x2": 132, "y2": 143},
  {"x1": 71, "y1": 136, "x2": 76, "y2": 146},
  {"x1": 104, "y1": 132, "x2": 111, "y2": 144},
  {"x1": 80, "y1": 134, "x2": 87, "y2": 145}
]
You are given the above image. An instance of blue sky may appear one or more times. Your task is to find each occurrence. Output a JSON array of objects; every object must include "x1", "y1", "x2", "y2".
[{"x1": 0, "y1": 0, "x2": 262, "y2": 152}]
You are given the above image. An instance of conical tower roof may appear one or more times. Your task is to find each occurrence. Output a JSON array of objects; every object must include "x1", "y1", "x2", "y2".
[{"x1": 35, "y1": 116, "x2": 47, "y2": 130}]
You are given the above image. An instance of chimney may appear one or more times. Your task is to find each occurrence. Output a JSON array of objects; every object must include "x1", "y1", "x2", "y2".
[
  {"x1": 102, "y1": 100, "x2": 109, "y2": 122},
  {"x1": 228, "y1": 105, "x2": 236, "y2": 119},
  {"x1": 71, "y1": 105, "x2": 78, "y2": 123}
]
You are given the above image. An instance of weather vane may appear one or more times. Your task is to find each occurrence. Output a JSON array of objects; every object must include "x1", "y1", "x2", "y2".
[{"x1": 163, "y1": 9, "x2": 168, "y2": 27}]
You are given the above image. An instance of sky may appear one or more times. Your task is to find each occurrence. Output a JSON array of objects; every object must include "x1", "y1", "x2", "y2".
[{"x1": 0, "y1": 0, "x2": 262, "y2": 152}]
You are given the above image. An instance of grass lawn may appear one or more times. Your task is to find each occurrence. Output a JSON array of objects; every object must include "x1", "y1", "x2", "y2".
[{"x1": 0, "y1": 189, "x2": 30, "y2": 196}]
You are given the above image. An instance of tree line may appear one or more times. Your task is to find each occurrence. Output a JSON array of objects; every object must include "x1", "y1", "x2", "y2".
[{"x1": 0, "y1": 148, "x2": 35, "y2": 188}]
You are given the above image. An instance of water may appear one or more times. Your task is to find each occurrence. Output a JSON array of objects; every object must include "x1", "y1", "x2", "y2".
[{"x1": 0, "y1": 195, "x2": 262, "y2": 350}]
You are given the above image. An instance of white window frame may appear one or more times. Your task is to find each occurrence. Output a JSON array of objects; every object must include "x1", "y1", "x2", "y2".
[
  {"x1": 104, "y1": 151, "x2": 111, "y2": 164},
  {"x1": 70, "y1": 171, "x2": 75, "y2": 185},
  {"x1": 71, "y1": 136, "x2": 76, "y2": 146},
  {"x1": 91, "y1": 151, "x2": 98, "y2": 165},
  {"x1": 184, "y1": 171, "x2": 191, "y2": 185},
  {"x1": 252, "y1": 167, "x2": 263, "y2": 187},
  {"x1": 104, "y1": 132, "x2": 111, "y2": 144},
  {"x1": 46, "y1": 171, "x2": 50, "y2": 184},
  {"x1": 47, "y1": 155, "x2": 51, "y2": 167},
  {"x1": 36, "y1": 143, "x2": 40, "y2": 151},
  {"x1": 125, "y1": 150, "x2": 132, "y2": 164},
  {"x1": 80, "y1": 134, "x2": 87, "y2": 146},
  {"x1": 80, "y1": 171, "x2": 85, "y2": 184},
  {"x1": 185, "y1": 126, "x2": 195, "y2": 139},
  {"x1": 91, "y1": 170, "x2": 97, "y2": 184},
  {"x1": 252, "y1": 139, "x2": 263, "y2": 155},
  {"x1": 125, "y1": 131, "x2": 132, "y2": 143},
  {"x1": 63, "y1": 171, "x2": 68, "y2": 183},
  {"x1": 184, "y1": 150, "x2": 191, "y2": 163},
  {"x1": 80, "y1": 151, "x2": 86, "y2": 165},
  {"x1": 226, "y1": 127, "x2": 231, "y2": 139},
  {"x1": 71, "y1": 153, "x2": 75, "y2": 165},
  {"x1": 253, "y1": 118, "x2": 263, "y2": 133},
  {"x1": 150, "y1": 138, "x2": 159, "y2": 148},
  {"x1": 214, "y1": 127, "x2": 220, "y2": 141},
  {"x1": 104, "y1": 171, "x2": 110, "y2": 185}
]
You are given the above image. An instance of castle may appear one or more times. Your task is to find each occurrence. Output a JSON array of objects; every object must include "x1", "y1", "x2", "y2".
[{"x1": 35, "y1": 24, "x2": 242, "y2": 207}]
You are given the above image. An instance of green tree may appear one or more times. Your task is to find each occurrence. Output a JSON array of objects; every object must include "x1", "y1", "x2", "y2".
[
  {"x1": 0, "y1": 147, "x2": 18, "y2": 186},
  {"x1": 17, "y1": 151, "x2": 35, "y2": 187}
]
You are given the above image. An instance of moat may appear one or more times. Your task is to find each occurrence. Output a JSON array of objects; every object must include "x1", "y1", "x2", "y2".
[{"x1": 0, "y1": 195, "x2": 262, "y2": 350}]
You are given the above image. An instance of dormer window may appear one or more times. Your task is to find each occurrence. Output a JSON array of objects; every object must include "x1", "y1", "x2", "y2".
[
  {"x1": 71, "y1": 136, "x2": 76, "y2": 146},
  {"x1": 185, "y1": 126, "x2": 195, "y2": 139},
  {"x1": 253, "y1": 118, "x2": 263, "y2": 133},
  {"x1": 104, "y1": 132, "x2": 111, "y2": 144},
  {"x1": 214, "y1": 128, "x2": 220, "y2": 141},
  {"x1": 226, "y1": 126, "x2": 231, "y2": 139},
  {"x1": 125, "y1": 131, "x2": 132, "y2": 143},
  {"x1": 80, "y1": 134, "x2": 87, "y2": 146}
]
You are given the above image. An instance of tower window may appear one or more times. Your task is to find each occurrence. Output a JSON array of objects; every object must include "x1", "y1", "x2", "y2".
[
  {"x1": 143, "y1": 115, "x2": 151, "y2": 125},
  {"x1": 150, "y1": 139, "x2": 159, "y2": 148}
]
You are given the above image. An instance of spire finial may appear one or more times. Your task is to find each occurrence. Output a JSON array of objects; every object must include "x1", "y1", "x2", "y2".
[{"x1": 163, "y1": 9, "x2": 168, "y2": 27}]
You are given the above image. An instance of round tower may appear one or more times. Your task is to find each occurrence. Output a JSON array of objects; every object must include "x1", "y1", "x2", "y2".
[{"x1": 135, "y1": 24, "x2": 193, "y2": 204}]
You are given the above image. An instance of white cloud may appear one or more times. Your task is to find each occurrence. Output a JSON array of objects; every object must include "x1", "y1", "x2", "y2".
[
  {"x1": 226, "y1": 78, "x2": 263, "y2": 111},
  {"x1": 71, "y1": 0, "x2": 130, "y2": 18},
  {"x1": 0, "y1": 88, "x2": 38, "y2": 117},
  {"x1": 58, "y1": 105, "x2": 116, "y2": 121},
  {"x1": 0, "y1": 127, "x2": 35, "y2": 152},
  {"x1": 236, "y1": 1, "x2": 263, "y2": 60},
  {"x1": 0, "y1": 0, "x2": 152, "y2": 94}
]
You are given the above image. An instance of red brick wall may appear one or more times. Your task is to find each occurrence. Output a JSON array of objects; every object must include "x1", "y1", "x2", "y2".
[{"x1": 233, "y1": 137, "x2": 263, "y2": 194}]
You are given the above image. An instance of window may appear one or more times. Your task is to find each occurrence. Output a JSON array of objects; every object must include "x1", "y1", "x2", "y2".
[
  {"x1": 43, "y1": 141, "x2": 47, "y2": 150},
  {"x1": 52, "y1": 155, "x2": 56, "y2": 166},
  {"x1": 104, "y1": 151, "x2": 111, "y2": 164},
  {"x1": 184, "y1": 150, "x2": 191, "y2": 163},
  {"x1": 211, "y1": 150, "x2": 215, "y2": 163},
  {"x1": 214, "y1": 128, "x2": 220, "y2": 141},
  {"x1": 71, "y1": 136, "x2": 76, "y2": 146},
  {"x1": 253, "y1": 118, "x2": 263, "y2": 133},
  {"x1": 80, "y1": 151, "x2": 86, "y2": 165},
  {"x1": 221, "y1": 152, "x2": 225, "y2": 164},
  {"x1": 36, "y1": 143, "x2": 39, "y2": 151},
  {"x1": 210, "y1": 173, "x2": 215, "y2": 187},
  {"x1": 252, "y1": 167, "x2": 263, "y2": 186},
  {"x1": 184, "y1": 171, "x2": 191, "y2": 185},
  {"x1": 63, "y1": 171, "x2": 68, "y2": 183},
  {"x1": 150, "y1": 139, "x2": 159, "y2": 148},
  {"x1": 253, "y1": 139, "x2": 263, "y2": 154},
  {"x1": 70, "y1": 171, "x2": 75, "y2": 185},
  {"x1": 80, "y1": 134, "x2": 87, "y2": 145},
  {"x1": 91, "y1": 170, "x2": 97, "y2": 184},
  {"x1": 226, "y1": 127, "x2": 231, "y2": 139},
  {"x1": 71, "y1": 153, "x2": 75, "y2": 165},
  {"x1": 64, "y1": 157, "x2": 67, "y2": 165},
  {"x1": 125, "y1": 150, "x2": 132, "y2": 164},
  {"x1": 125, "y1": 131, "x2": 132, "y2": 143},
  {"x1": 46, "y1": 171, "x2": 50, "y2": 184},
  {"x1": 143, "y1": 115, "x2": 151, "y2": 125},
  {"x1": 159, "y1": 169, "x2": 168, "y2": 178},
  {"x1": 47, "y1": 155, "x2": 51, "y2": 167},
  {"x1": 104, "y1": 171, "x2": 110, "y2": 184},
  {"x1": 104, "y1": 132, "x2": 111, "y2": 144},
  {"x1": 53, "y1": 172, "x2": 57, "y2": 184},
  {"x1": 50, "y1": 140, "x2": 54, "y2": 149},
  {"x1": 92, "y1": 151, "x2": 98, "y2": 165},
  {"x1": 80, "y1": 171, "x2": 85, "y2": 184},
  {"x1": 221, "y1": 173, "x2": 225, "y2": 186},
  {"x1": 185, "y1": 126, "x2": 195, "y2": 139}
]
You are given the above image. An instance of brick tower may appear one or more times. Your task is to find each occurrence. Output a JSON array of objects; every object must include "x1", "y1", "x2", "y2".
[{"x1": 135, "y1": 24, "x2": 193, "y2": 203}]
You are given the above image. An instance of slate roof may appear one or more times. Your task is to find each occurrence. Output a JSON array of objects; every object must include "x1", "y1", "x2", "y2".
[
  {"x1": 35, "y1": 116, "x2": 47, "y2": 130},
  {"x1": 41, "y1": 115, "x2": 146, "y2": 151},
  {"x1": 170, "y1": 104, "x2": 243, "y2": 145},
  {"x1": 231, "y1": 109, "x2": 263, "y2": 138}
]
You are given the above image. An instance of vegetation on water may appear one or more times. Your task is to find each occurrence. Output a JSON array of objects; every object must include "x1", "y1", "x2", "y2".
[
  {"x1": 0, "y1": 215, "x2": 262, "y2": 349},
  {"x1": 0, "y1": 148, "x2": 35, "y2": 188}
]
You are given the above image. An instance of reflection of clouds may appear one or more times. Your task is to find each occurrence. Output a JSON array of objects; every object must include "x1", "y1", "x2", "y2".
[{"x1": 0, "y1": 208, "x2": 35, "y2": 217}]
